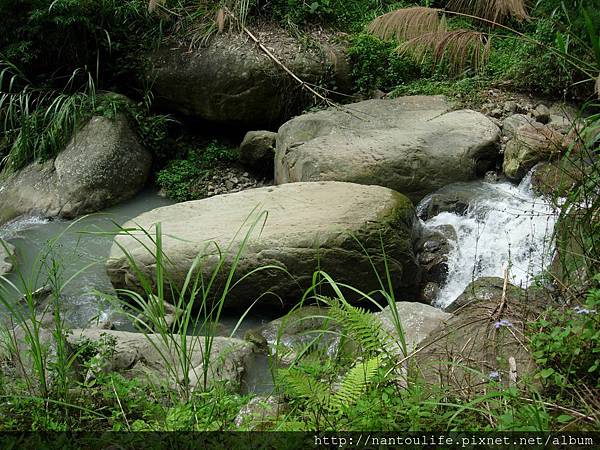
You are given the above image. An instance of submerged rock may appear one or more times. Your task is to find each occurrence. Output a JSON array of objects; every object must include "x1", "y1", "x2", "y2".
[
  {"x1": 0, "y1": 114, "x2": 151, "y2": 225},
  {"x1": 246, "y1": 306, "x2": 342, "y2": 365},
  {"x1": 67, "y1": 329, "x2": 256, "y2": 392},
  {"x1": 275, "y1": 95, "x2": 500, "y2": 203},
  {"x1": 147, "y1": 30, "x2": 351, "y2": 126},
  {"x1": 234, "y1": 395, "x2": 289, "y2": 430},
  {"x1": 106, "y1": 182, "x2": 421, "y2": 310},
  {"x1": 0, "y1": 240, "x2": 15, "y2": 276}
]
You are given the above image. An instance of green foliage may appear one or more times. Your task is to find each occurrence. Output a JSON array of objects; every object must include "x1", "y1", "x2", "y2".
[
  {"x1": 156, "y1": 141, "x2": 239, "y2": 201},
  {"x1": 270, "y1": 0, "x2": 402, "y2": 31},
  {"x1": 0, "y1": 0, "x2": 158, "y2": 88},
  {"x1": 93, "y1": 93, "x2": 171, "y2": 161},
  {"x1": 0, "y1": 74, "x2": 170, "y2": 174},
  {"x1": 347, "y1": 32, "x2": 423, "y2": 93},
  {"x1": 391, "y1": 76, "x2": 486, "y2": 102},
  {"x1": 530, "y1": 278, "x2": 600, "y2": 389},
  {"x1": 486, "y1": 20, "x2": 575, "y2": 97}
]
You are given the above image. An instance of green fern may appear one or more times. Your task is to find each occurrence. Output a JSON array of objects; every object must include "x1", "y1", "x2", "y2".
[
  {"x1": 279, "y1": 368, "x2": 331, "y2": 409},
  {"x1": 330, "y1": 357, "x2": 381, "y2": 412},
  {"x1": 327, "y1": 300, "x2": 391, "y2": 356}
]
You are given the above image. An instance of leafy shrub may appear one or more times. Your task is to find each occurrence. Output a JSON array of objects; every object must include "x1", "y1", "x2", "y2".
[
  {"x1": 156, "y1": 141, "x2": 239, "y2": 201},
  {"x1": 347, "y1": 32, "x2": 423, "y2": 93},
  {"x1": 0, "y1": 0, "x2": 157, "y2": 89},
  {"x1": 269, "y1": 0, "x2": 402, "y2": 31},
  {"x1": 530, "y1": 277, "x2": 600, "y2": 389}
]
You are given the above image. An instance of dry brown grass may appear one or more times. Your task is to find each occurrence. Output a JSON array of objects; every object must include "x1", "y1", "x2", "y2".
[
  {"x1": 400, "y1": 29, "x2": 491, "y2": 75},
  {"x1": 596, "y1": 74, "x2": 600, "y2": 98},
  {"x1": 367, "y1": 7, "x2": 444, "y2": 42},
  {"x1": 448, "y1": 0, "x2": 529, "y2": 24}
]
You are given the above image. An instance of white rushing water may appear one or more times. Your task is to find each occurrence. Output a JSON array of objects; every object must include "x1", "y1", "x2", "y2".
[{"x1": 419, "y1": 171, "x2": 558, "y2": 309}]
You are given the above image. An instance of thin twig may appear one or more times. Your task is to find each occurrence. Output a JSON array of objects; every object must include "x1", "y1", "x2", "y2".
[{"x1": 224, "y1": 8, "x2": 334, "y2": 108}]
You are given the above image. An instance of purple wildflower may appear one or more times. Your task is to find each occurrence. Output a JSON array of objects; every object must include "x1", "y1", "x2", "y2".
[
  {"x1": 494, "y1": 319, "x2": 513, "y2": 329},
  {"x1": 489, "y1": 371, "x2": 500, "y2": 381}
]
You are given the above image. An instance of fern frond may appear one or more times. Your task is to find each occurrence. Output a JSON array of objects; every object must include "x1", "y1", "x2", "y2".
[
  {"x1": 330, "y1": 357, "x2": 381, "y2": 411},
  {"x1": 399, "y1": 29, "x2": 491, "y2": 75},
  {"x1": 328, "y1": 301, "x2": 391, "y2": 355},
  {"x1": 280, "y1": 369, "x2": 331, "y2": 408},
  {"x1": 367, "y1": 7, "x2": 445, "y2": 42},
  {"x1": 448, "y1": 0, "x2": 529, "y2": 24}
]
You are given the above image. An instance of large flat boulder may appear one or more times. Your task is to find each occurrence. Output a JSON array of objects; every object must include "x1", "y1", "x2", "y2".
[
  {"x1": 147, "y1": 30, "x2": 351, "y2": 126},
  {"x1": 106, "y1": 182, "x2": 421, "y2": 310},
  {"x1": 0, "y1": 114, "x2": 151, "y2": 225},
  {"x1": 275, "y1": 96, "x2": 500, "y2": 203}
]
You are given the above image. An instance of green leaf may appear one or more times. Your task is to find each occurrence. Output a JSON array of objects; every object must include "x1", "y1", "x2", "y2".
[
  {"x1": 538, "y1": 368, "x2": 555, "y2": 379},
  {"x1": 556, "y1": 414, "x2": 573, "y2": 424}
]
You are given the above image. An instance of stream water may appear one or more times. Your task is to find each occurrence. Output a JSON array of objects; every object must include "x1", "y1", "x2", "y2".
[
  {"x1": 418, "y1": 171, "x2": 558, "y2": 309},
  {"x1": 0, "y1": 173, "x2": 557, "y2": 393}
]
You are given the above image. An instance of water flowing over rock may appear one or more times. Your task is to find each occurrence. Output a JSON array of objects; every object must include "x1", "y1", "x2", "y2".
[
  {"x1": 275, "y1": 95, "x2": 500, "y2": 203},
  {"x1": 147, "y1": 31, "x2": 351, "y2": 126},
  {"x1": 0, "y1": 114, "x2": 151, "y2": 225},
  {"x1": 106, "y1": 182, "x2": 421, "y2": 311},
  {"x1": 419, "y1": 174, "x2": 557, "y2": 309}
]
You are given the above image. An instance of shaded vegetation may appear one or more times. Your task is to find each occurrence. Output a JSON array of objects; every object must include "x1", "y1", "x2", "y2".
[{"x1": 1, "y1": 0, "x2": 600, "y2": 436}]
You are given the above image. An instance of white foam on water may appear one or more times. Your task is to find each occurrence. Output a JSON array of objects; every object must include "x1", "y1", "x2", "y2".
[
  {"x1": 0, "y1": 216, "x2": 50, "y2": 240},
  {"x1": 420, "y1": 171, "x2": 558, "y2": 309}
]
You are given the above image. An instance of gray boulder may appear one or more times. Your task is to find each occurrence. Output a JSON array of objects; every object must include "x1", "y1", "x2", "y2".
[
  {"x1": 501, "y1": 114, "x2": 535, "y2": 139},
  {"x1": 443, "y1": 276, "x2": 525, "y2": 313},
  {"x1": 67, "y1": 329, "x2": 256, "y2": 392},
  {"x1": 415, "y1": 293, "x2": 540, "y2": 391},
  {"x1": 106, "y1": 182, "x2": 421, "y2": 310},
  {"x1": 0, "y1": 114, "x2": 152, "y2": 225},
  {"x1": 0, "y1": 240, "x2": 15, "y2": 276},
  {"x1": 375, "y1": 301, "x2": 452, "y2": 357},
  {"x1": 147, "y1": 31, "x2": 351, "y2": 126},
  {"x1": 275, "y1": 96, "x2": 500, "y2": 203},
  {"x1": 503, "y1": 122, "x2": 566, "y2": 181},
  {"x1": 239, "y1": 130, "x2": 277, "y2": 174}
]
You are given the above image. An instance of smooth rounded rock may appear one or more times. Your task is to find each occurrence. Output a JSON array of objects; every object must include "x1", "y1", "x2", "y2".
[
  {"x1": 147, "y1": 31, "x2": 351, "y2": 126},
  {"x1": 275, "y1": 96, "x2": 500, "y2": 203},
  {"x1": 0, "y1": 114, "x2": 151, "y2": 225},
  {"x1": 106, "y1": 182, "x2": 421, "y2": 310}
]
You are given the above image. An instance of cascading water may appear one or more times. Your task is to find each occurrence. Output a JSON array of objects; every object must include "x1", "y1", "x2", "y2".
[{"x1": 418, "y1": 170, "x2": 558, "y2": 309}]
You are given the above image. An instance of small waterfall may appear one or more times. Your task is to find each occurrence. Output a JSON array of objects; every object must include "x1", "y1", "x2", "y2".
[{"x1": 418, "y1": 171, "x2": 558, "y2": 309}]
